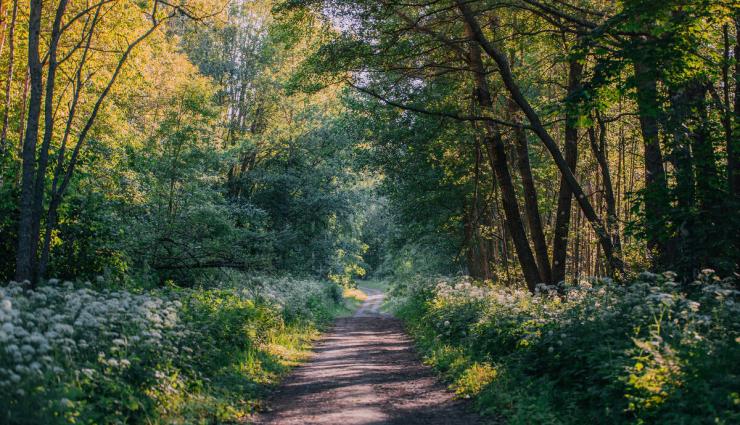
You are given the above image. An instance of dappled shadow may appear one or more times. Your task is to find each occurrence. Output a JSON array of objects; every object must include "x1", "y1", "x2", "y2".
[{"x1": 254, "y1": 312, "x2": 490, "y2": 425}]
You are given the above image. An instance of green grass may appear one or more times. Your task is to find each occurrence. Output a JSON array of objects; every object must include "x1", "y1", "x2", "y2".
[
  {"x1": 160, "y1": 320, "x2": 323, "y2": 424},
  {"x1": 167, "y1": 285, "x2": 365, "y2": 423},
  {"x1": 338, "y1": 287, "x2": 367, "y2": 317}
]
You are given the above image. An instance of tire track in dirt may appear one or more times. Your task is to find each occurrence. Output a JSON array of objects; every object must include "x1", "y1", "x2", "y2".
[{"x1": 254, "y1": 288, "x2": 488, "y2": 425}]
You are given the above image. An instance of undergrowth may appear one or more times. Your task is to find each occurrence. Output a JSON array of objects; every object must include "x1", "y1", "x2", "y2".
[
  {"x1": 0, "y1": 275, "x2": 349, "y2": 424},
  {"x1": 392, "y1": 271, "x2": 739, "y2": 424}
]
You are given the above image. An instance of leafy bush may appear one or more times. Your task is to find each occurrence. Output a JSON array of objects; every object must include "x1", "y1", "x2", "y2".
[
  {"x1": 0, "y1": 276, "x2": 344, "y2": 424},
  {"x1": 393, "y1": 271, "x2": 740, "y2": 424}
]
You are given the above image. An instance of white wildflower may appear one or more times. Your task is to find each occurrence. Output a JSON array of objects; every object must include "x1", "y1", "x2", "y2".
[{"x1": 686, "y1": 301, "x2": 700, "y2": 312}]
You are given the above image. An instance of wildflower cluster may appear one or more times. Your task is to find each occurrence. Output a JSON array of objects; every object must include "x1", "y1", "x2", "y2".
[
  {"x1": 0, "y1": 276, "x2": 343, "y2": 424},
  {"x1": 259, "y1": 276, "x2": 344, "y2": 322},
  {"x1": 393, "y1": 271, "x2": 739, "y2": 424},
  {"x1": 0, "y1": 280, "x2": 192, "y2": 422},
  {"x1": 0, "y1": 282, "x2": 181, "y2": 377}
]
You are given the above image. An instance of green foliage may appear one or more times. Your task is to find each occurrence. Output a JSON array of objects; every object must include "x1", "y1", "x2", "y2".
[
  {"x1": 0, "y1": 177, "x2": 19, "y2": 281},
  {"x1": 393, "y1": 271, "x2": 740, "y2": 424},
  {"x1": 583, "y1": 0, "x2": 738, "y2": 277},
  {"x1": 0, "y1": 276, "x2": 345, "y2": 424},
  {"x1": 346, "y1": 89, "x2": 476, "y2": 278},
  {"x1": 1, "y1": 1, "x2": 738, "y2": 422}
]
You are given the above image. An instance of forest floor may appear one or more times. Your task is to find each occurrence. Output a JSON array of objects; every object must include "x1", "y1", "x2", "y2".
[{"x1": 253, "y1": 287, "x2": 488, "y2": 425}]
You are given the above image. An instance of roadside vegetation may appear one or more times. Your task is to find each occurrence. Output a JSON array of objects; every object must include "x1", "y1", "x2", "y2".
[
  {"x1": 0, "y1": 275, "x2": 350, "y2": 424},
  {"x1": 390, "y1": 271, "x2": 739, "y2": 424}
]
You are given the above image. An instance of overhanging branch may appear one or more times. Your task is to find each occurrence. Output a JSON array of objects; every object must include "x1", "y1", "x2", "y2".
[{"x1": 347, "y1": 80, "x2": 529, "y2": 129}]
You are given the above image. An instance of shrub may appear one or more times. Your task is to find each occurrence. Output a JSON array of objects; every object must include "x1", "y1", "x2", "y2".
[
  {"x1": 0, "y1": 276, "x2": 343, "y2": 424},
  {"x1": 393, "y1": 271, "x2": 740, "y2": 424}
]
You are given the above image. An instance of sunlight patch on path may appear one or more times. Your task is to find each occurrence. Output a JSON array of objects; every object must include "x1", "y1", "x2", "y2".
[{"x1": 353, "y1": 287, "x2": 386, "y2": 318}]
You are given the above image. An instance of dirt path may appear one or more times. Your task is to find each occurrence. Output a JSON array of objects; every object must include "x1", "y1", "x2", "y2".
[{"x1": 254, "y1": 288, "x2": 487, "y2": 425}]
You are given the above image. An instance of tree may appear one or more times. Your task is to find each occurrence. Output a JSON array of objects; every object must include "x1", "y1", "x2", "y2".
[{"x1": 14, "y1": 0, "x2": 219, "y2": 284}]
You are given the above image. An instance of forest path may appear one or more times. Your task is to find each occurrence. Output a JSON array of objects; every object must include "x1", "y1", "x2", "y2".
[{"x1": 253, "y1": 287, "x2": 487, "y2": 425}]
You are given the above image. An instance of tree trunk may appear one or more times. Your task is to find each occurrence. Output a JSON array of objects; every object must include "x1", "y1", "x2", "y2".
[
  {"x1": 38, "y1": 8, "x2": 98, "y2": 280},
  {"x1": 686, "y1": 82, "x2": 719, "y2": 210},
  {"x1": 464, "y1": 21, "x2": 541, "y2": 291},
  {"x1": 633, "y1": 59, "x2": 668, "y2": 265},
  {"x1": 484, "y1": 134, "x2": 541, "y2": 290},
  {"x1": 15, "y1": 0, "x2": 43, "y2": 283},
  {"x1": 37, "y1": 12, "x2": 163, "y2": 280},
  {"x1": 668, "y1": 83, "x2": 697, "y2": 213},
  {"x1": 29, "y1": 0, "x2": 69, "y2": 283},
  {"x1": 722, "y1": 24, "x2": 734, "y2": 198},
  {"x1": 733, "y1": 14, "x2": 740, "y2": 200},
  {"x1": 669, "y1": 76, "x2": 720, "y2": 274},
  {"x1": 733, "y1": 14, "x2": 740, "y2": 258},
  {"x1": 472, "y1": 138, "x2": 492, "y2": 280},
  {"x1": 509, "y1": 98, "x2": 551, "y2": 283},
  {"x1": 551, "y1": 59, "x2": 582, "y2": 284},
  {"x1": 0, "y1": 1, "x2": 7, "y2": 57},
  {"x1": 590, "y1": 113, "x2": 622, "y2": 258},
  {"x1": 456, "y1": 1, "x2": 623, "y2": 277}
]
